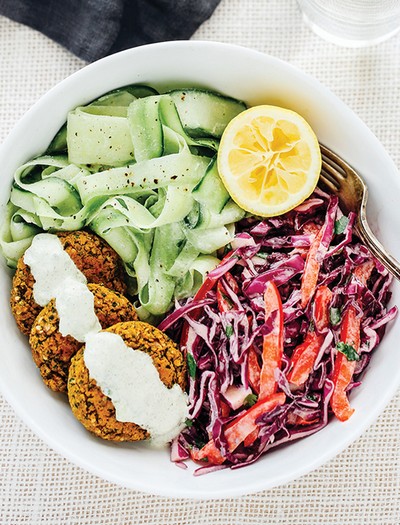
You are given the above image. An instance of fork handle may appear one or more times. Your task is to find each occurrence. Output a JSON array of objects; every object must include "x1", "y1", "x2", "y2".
[{"x1": 357, "y1": 217, "x2": 400, "y2": 281}]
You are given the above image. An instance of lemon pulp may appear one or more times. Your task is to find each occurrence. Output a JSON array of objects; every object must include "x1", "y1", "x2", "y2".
[{"x1": 217, "y1": 105, "x2": 321, "y2": 217}]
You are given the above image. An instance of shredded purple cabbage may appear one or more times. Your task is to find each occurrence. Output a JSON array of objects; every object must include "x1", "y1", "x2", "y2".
[{"x1": 159, "y1": 192, "x2": 397, "y2": 473}]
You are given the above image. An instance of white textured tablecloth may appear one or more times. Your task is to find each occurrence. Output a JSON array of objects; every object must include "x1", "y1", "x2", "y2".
[{"x1": 1, "y1": 1, "x2": 399, "y2": 523}]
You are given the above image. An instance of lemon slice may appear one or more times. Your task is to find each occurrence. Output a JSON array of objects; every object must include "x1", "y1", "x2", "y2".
[{"x1": 217, "y1": 105, "x2": 321, "y2": 217}]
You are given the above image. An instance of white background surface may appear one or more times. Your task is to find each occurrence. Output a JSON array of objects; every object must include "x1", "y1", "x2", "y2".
[{"x1": 0, "y1": 0, "x2": 399, "y2": 523}]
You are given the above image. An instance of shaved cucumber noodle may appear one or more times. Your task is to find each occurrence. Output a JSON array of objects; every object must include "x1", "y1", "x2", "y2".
[{"x1": 0, "y1": 85, "x2": 247, "y2": 320}]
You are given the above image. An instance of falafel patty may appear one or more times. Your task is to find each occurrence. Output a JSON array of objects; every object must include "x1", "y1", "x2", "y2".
[
  {"x1": 29, "y1": 283, "x2": 137, "y2": 393},
  {"x1": 68, "y1": 321, "x2": 187, "y2": 442},
  {"x1": 10, "y1": 230, "x2": 127, "y2": 335}
]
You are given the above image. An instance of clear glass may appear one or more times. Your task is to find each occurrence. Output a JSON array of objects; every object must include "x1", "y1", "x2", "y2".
[{"x1": 297, "y1": 0, "x2": 400, "y2": 47}]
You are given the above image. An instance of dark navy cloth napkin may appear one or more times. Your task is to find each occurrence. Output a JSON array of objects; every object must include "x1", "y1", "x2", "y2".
[{"x1": 0, "y1": 0, "x2": 221, "y2": 62}]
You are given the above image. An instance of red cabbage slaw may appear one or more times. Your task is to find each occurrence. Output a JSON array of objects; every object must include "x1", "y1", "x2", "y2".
[{"x1": 159, "y1": 188, "x2": 397, "y2": 474}]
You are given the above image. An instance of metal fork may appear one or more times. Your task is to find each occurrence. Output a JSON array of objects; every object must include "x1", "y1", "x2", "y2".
[{"x1": 319, "y1": 143, "x2": 400, "y2": 281}]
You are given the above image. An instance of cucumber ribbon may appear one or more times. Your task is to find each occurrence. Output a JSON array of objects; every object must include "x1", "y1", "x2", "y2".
[{"x1": 1, "y1": 86, "x2": 246, "y2": 319}]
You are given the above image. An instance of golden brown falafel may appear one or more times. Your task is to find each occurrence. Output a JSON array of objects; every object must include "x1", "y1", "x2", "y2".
[
  {"x1": 68, "y1": 321, "x2": 187, "y2": 442},
  {"x1": 30, "y1": 283, "x2": 137, "y2": 393},
  {"x1": 10, "y1": 230, "x2": 127, "y2": 335}
]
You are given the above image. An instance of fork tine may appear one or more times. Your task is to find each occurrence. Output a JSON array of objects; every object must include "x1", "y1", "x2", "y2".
[
  {"x1": 319, "y1": 171, "x2": 340, "y2": 193},
  {"x1": 321, "y1": 159, "x2": 344, "y2": 184},
  {"x1": 320, "y1": 143, "x2": 350, "y2": 179},
  {"x1": 320, "y1": 167, "x2": 340, "y2": 187}
]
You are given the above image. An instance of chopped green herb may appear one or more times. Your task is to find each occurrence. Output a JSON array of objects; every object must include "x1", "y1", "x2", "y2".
[
  {"x1": 225, "y1": 325, "x2": 234, "y2": 337},
  {"x1": 243, "y1": 393, "x2": 258, "y2": 407},
  {"x1": 330, "y1": 307, "x2": 341, "y2": 326},
  {"x1": 307, "y1": 393, "x2": 317, "y2": 402},
  {"x1": 334, "y1": 216, "x2": 349, "y2": 235},
  {"x1": 224, "y1": 243, "x2": 232, "y2": 254},
  {"x1": 194, "y1": 438, "x2": 206, "y2": 449},
  {"x1": 336, "y1": 342, "x2": 360, "y2": 361},
  {"x1": 256, "y1": 251, "x2": 269, "y2": 259},
  {"x1": 185, "y1": 418, "x2": 193, "y2": 428},
  {"x1": 187, "y1": 353, "x2": 197, "y2": 378},
  {"x1": 220, "y1": 290, "x2": 233, "y2": 309}
]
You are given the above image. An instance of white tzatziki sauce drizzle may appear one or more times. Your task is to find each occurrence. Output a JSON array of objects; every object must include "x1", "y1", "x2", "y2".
[
  {"x1": 85, "y1": 332, "x2": 188, "y2": 447},
  {"x1": 24, "y1": 233, "x2": 101, "y2": 341},
  {"x1": 24, "y1": 233, "x2": 188, "y2": 446}
]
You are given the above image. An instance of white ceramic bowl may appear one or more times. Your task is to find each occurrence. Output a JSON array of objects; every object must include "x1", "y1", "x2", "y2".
[{"x1": 0, "y1": 41, "x2": 399, "y2": 499}]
